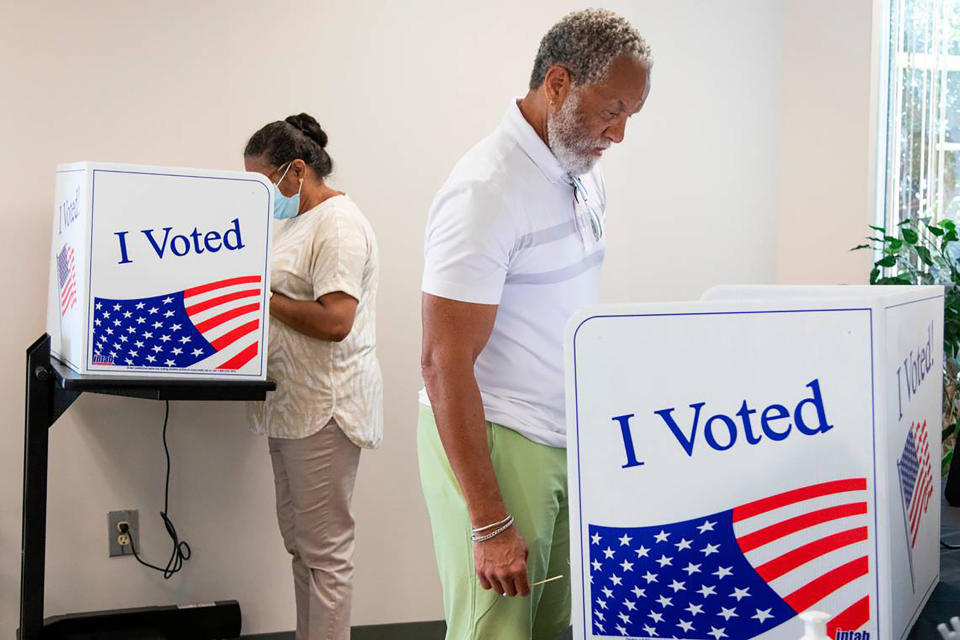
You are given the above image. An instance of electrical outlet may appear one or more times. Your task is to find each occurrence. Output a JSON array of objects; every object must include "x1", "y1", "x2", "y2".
[{"x1": 108, "y1": 509, "x2": 139, "y2": 557}]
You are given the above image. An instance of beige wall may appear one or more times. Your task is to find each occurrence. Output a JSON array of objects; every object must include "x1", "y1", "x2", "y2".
[
  {"x1": 774, "y1": 0, "x2": 877, "y2": 285},
  {"x1": 1, "y1": 0, "x2": 873, "y2": 634}
]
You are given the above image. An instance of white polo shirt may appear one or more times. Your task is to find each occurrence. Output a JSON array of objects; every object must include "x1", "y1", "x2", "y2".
[{"x1": 420, "y1": 100, "x2": 606, "y2": 448}]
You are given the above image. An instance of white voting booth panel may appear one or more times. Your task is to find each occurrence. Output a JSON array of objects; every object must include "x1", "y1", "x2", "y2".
[
  {"x1": 565, "y1": 286, "x2": 943, "y2": 640},
  {"x1": 47, "y1": 162, "x2": 273, "y2": 379}
]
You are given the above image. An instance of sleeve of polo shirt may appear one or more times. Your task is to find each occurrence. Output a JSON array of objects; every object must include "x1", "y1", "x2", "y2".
[
  {"x1": 422, "y1": 183, "x2": 515, "y2": 305},
  {"x1": 309, "y1": 210, "x2": 367, "y2": 303}
]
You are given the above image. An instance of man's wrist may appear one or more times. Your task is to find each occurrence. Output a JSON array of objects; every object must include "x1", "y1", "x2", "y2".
[
  {"x1": 469, "y1": 506, "x2": 510, "y2": 530},
  {"x1": 472, "y1": 514, "x2": 514, "y2": 543}
]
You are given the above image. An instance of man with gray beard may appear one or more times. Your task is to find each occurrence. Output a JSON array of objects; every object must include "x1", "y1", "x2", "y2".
[{"x1": 418, "y1": 9, "x2": 652, "y2": 639}]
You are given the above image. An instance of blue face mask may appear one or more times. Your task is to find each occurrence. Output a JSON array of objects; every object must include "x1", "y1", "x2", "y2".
[{"x1": 272, "y1": 162, "x2": 303, "y2": 220}]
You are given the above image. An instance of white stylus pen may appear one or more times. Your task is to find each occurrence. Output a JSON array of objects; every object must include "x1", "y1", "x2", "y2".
[{"x1": 501, "y1": 574, "x2": 564, "y2": 596}]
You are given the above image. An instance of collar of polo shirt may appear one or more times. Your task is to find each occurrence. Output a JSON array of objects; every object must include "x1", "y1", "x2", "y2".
[{"x1": 502, "y1": 99, "x2": 569, "y2": 185}]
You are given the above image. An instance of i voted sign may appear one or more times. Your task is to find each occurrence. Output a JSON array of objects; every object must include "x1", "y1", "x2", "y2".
[
  {"x1": 612, "y1": 379, "x2": 835, "y2": 468},
  {"x1": 565, "y1": 287, "x2": 942, "y2": 640},
  {"x1": 113, "y1": 218, "x2": 247, "y2": 264},
  {"x1": 47, "y1": 162, "x2": 273, "y2": 379}
]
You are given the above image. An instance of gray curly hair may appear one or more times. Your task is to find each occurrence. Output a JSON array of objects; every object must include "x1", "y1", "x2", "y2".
[{"x1": 529, "y1": 8, "x2": 653, "y2": 90}]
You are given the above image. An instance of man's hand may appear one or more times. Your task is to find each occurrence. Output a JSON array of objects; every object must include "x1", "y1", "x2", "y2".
[{"x1": 474, "y1": 526, "x2": 531, "y2": 597}]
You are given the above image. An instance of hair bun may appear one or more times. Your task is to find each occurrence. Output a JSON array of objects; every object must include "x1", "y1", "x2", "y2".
[{"x1": 285, "y1": 113, "x2": 328, "y2": 149}]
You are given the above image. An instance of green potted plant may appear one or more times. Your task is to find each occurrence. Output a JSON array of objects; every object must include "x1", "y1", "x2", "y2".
[{"x1": 855, "y1": 217, "x2": 960, "y2": 502}]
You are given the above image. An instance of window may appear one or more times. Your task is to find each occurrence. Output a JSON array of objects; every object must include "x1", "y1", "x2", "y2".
[{"x1": 882, "y1": 0, "x2": 960, "y2": 227}]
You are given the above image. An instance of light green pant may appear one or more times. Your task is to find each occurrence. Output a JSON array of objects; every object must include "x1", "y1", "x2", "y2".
[{"x1": 417, "y1": 405, "x2": 570, "y2": 640}]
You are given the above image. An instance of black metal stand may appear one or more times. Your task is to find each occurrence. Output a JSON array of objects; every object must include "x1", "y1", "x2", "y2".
[{"x1": 19, "y1": 334, "x2": 275, "y2": 640}]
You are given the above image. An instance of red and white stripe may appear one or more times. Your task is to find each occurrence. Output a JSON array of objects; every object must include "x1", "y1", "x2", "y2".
[
  {"x1": 908, "y1": 421, "x2": 934, "y2": 546},
  {"x1": 61, "y1": 246, "x2": 77, "y2": 313},
  {"x1": 184, "y1": 275, "x2": 263, "y2": 370},
  {"x1": 732, "y1": 478, "x2": 871, "y2": 637}
]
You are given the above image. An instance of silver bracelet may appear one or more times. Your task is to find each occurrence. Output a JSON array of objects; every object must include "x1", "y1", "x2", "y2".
[
  {"x1": 471, "y1": 516, "x2": 514, "y2": 543},
  {"x1": 472, "y1": 514, "x2": 512, "y2": 535}
]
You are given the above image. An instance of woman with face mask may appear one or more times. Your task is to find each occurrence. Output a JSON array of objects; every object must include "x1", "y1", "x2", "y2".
[{"x1": 244, "y1": 113, "x2": 382, "y2": 640}]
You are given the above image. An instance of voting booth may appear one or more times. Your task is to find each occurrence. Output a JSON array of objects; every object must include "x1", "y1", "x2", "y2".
[
  {"x1": 565, "y1": 285, "x2": 943, "y2": 640},
  {"x1": 47, "y1": 162, "x2": 273, "y2": 379},
  {"x1": 22, "y1": 163, "x2": 277, "y2": 639}
]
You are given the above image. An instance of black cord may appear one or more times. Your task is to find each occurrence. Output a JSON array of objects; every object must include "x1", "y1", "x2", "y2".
[
  {"x1": 119, "y1": 400, "x2": 191, "y2": 578},
  {"x1": 942, "y1": 538, "x2": 960, "y2": 550}
]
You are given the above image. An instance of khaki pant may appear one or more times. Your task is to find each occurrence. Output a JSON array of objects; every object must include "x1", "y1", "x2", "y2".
[{"x1": 269, "y1": 419, "x2": 361, "y2": 640}]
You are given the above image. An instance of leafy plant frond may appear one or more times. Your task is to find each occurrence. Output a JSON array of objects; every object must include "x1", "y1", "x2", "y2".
[{"x1": 856, "y1": 215, "x2": 960, "y2": 476}]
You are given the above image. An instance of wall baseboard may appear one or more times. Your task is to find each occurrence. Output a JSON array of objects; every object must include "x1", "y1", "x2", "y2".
[
  {"x1": 241, "y1": 620, "x2": 446, "y2": 640},
  {"x1": 242, "y1": 621, "x2": 573, "y2": 639}
]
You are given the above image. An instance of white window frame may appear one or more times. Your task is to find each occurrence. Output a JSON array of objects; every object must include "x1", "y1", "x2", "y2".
[{"x1": 876, "y1": 0, "x2": 960, "y2": 237}]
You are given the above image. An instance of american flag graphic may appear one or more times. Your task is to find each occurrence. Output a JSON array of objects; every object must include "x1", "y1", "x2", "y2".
[
  {"x1": 56, "y1": 244, "x2": 77, "y2": 315},
  {"x1": 587, "y1": 478, "x2": 871, "y2": 639},
  {"x1": 91, "y1": 275, "x2": 262, "y2": 371},
  {"x1": 898, "y1": 420, "x2": 933, "y2": 548}
]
